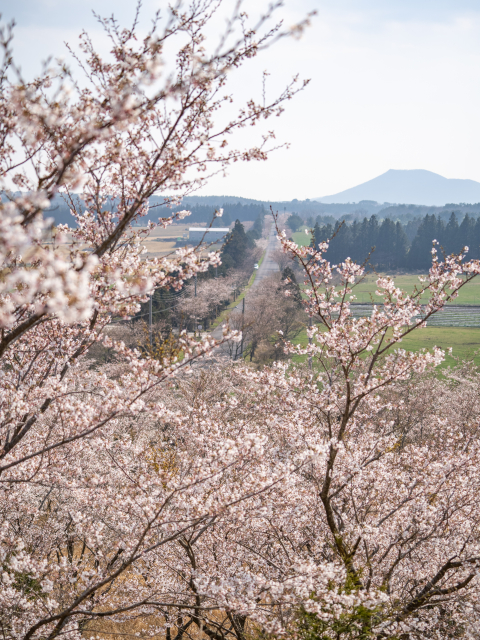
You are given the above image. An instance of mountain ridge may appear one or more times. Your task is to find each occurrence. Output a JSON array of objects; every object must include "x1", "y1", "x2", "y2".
[{"x1": 316, "y1": 169, "x2": 480, "y2": 206}]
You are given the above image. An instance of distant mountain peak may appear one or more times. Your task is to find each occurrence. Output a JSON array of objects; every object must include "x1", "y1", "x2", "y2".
[{"x1": 316, "y1": 170, "x2": 480, "y2": 206}]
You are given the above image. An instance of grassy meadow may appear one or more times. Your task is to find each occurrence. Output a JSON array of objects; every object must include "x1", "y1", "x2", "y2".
[
  {"x1": 292, "y1": 325, "x2": 480, "y2": 369},
  {"x1": 348, "y1": 274, "x2": 480, "y2": 305},
  {"x1": 286, "y1": 225, "x2": 480, "y2": 368},
  {"x1": 291, "y1": 227, "x2": 480, "y2": 305}
]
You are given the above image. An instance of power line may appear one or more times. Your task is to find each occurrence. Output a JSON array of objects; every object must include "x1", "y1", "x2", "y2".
[{"x1": 109, "y1": 300, "x2": 188, "y2": 325}]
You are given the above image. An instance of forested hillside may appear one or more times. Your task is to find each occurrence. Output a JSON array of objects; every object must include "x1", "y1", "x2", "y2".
[{"x1": 33, "y1": 196, "x2": 266, "y2": 228}]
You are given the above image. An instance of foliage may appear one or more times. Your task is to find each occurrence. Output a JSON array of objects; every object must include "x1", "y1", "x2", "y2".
[
  {"x1": 263, "y1": 222, "x2": 480, "y2": 638},
  {"x1": 221, "y1": 220, "x2": 256, "y2": 269},
  {"x1": 312, "y1": 216, "x2": 409, "y2": 270},
  {"x1": 310, "y1": 211, "x2": 480, "y2": 271},
  {"x1": 281, "y1": 266, "x2": 303, "y2": 307},
  {"x1": 287, "y1": 213, "x2": 304, "y2": 233},
  {"x1": 0, "y1": 2, "x2": 312, "y2": 637},
  {"x1": 4, "y1": 2, "x2": 480, "y2": 639},
  {"x1": 228, "y1": 273, "x2": 306, "y2": 364},
  {"x1": 247, "y1": 209, "x2": 267, "y2": 242},
  {"x1": 170, "y1": 202, "x2": 264, "y2": 226}
]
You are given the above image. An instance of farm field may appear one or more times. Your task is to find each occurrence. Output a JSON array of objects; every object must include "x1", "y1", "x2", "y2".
[
  {"x1": 139, "y1": 222, "x2": 234, "y2": 256},
  {"x1": 350, "y1": 275, "x2": 480, "y2": 305},
  {"x1": 291, "y1": 228, "x2": 480, "y2": 305},
  {"x1": 292, "y1": 227, "x2": 312, "y2": 247},
  {"x1": 292, "y1": 325, "x2": 480, "y2": 369},
  {"x1": 137, "y1": 224, "x2": 189, "y2": 257},
  {"x1": 44, "y1": 224, "x2": 215, "y2": 258}
]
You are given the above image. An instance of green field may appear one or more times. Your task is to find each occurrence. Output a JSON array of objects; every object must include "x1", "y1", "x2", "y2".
[
  {"x1": 292, "y1": 227, "x2": 312, "y2": 247},
  {"x1": 286, "y1": 227, "x2": 480, "y2": 367},
  {"x1": 291, "y1": 227, "x2": 480, "y2": 306},
  {"x1": 292, "y1": 325, "x2": 480, "y2": 369},
  {"x1": 211, "y1": 251, "x2": 266, "y2": 328},
  {"x1": 347, "y1": 274, "x2": 480, "y2": 305}
]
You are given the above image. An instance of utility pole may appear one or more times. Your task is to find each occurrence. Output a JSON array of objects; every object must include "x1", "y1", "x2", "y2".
[
  {"x1": 149, "y1": 292, "x2": 153, "y2": 346},
  {"x1": 240, "y1": 296, "x2": 245, "y2": 359},
  {"x1": 308, "y1": 315, "x2": 312, "y2": 371},
  {"x1": 194, "y1": 274, "x2": 197, "y2": 335}
]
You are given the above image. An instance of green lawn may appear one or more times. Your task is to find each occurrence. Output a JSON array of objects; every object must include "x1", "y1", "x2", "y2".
[
  {"x1": 396, "y1": 326, "x2": 480, "y2": 368},
  {"x1": 290, "y1": 226, "x2": 480, "y2": 306},
  {"x1": 292, "y1": 325, "x2": 480, "y2": 369},
  {"x1": 292, "y1": 226, "x2": 312, "y2": 247},
  {"x1": 346, "y1": 274, "x2": 480, "y2": 305}
]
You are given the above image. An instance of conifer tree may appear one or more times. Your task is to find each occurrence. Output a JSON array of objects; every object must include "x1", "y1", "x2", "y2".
[
  {"x1": 221, "y1": 220, "x2": 254, "y2": 268},
  {"x1": 395, "y1": 221, "x2": 409, "y2": 268},
  {"x1": 409, "y1": 214, "x2": 440, "y2": 270},
  {"x1": 444, "y1": 212, "x2": 460, "y2": 254}
]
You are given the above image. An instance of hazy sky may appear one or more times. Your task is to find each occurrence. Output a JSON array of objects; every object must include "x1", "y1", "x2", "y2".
[{"x1": 3, "y1": 0, "x2": 480, "y2": 200}]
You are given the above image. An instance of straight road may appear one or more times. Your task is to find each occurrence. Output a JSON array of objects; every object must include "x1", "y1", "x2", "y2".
[
  {"x1": 249, "y1": 223, "x2": 280, "y2": 290},
  {"x1": 210, "y1": 224, "x2": 280, "y2": 345}
]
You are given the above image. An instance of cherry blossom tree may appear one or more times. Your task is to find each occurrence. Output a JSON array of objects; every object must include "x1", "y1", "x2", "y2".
[
  {"x1": 226, "y1": 274, "x2": 304, "y2": 363},
  {"x1": 271, "y1": 247, "x2": 294, "y2": 273},
  {"x1": 0, "y1": 2, "x2": 314, "y2": 638},
  {"x1": 124, "y1": 231, "x2": 480, "y2": 640},
  {"x1": 176, "y1": 276, "x2": 235, "y2": 330},
  {"x1": 4, "y1": 0, "x2": 480, "y2": 638},
  {"x1": 137, "y1": 231, "x2": 480, "y2": 640},
  {"x1": 226, "y1": 228, "x2": 480, "y2": 638}
]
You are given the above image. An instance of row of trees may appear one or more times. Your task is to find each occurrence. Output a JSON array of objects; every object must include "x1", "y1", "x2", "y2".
[
  {"x1": 34, "y1": 196, "x2": 268, "y2": 229},
  {"x1": 216, "y1": 267, "x2": 305, "y2": 364},
  {"x1": 312, "y1": 216, "x2": 409, "y2": 269},
  {"x1": 311, "y1": 212, "x2": 480, "y2": 270},
  {"x1": 133, "y1": 216, "x2": 266, "y2": 335}
]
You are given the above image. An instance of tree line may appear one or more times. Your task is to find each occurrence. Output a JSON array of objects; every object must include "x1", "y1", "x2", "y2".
[{"x1": 312, "y1": 212, "x2": 480, "y2": 270}]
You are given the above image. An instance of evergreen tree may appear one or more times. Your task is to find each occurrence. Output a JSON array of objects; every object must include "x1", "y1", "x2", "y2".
[
  {"x1": 328, "y1": 220, "x2": 352, "y2": 264},
  {"x1": 458, "y1": 213, "x2": 475, "y2": 254},
  {"x1": 212, "y1": 210, "x2": 232, "y2": 227},
  {"x1": 395, "y1": 221, "x2": 409, "y2": 268},
  {"x1": 444, "y1": 212, "x2": 459, "y2": 254},
  {"x1": 408, "y1": 214, "x2": 440, "y2": 270},
  {"x1": 349, "y1": 220, "x2": 361, "y2": 263},
  {"x1": 404, "y1": 218, "x2": 421, "y2": 242},
  {"x1": 287, "y1": 213, "x2": 303, "y2": 232},
  {"x1": 375, "y1": 219, "x2": 397, "y2": 268},
  {"x1": 247, "y1": 209, "x2": 266, "y2": 241},
  {"x1": 311, "y1": 222, "x2": 320, "y2": 248},
  {"x1": 368, "y1": 214, "x2": 379, "y2": 248},
  {"x1": 471, "y1": 218, "x2": 480, "y2": 260},
  {"x1": 312, "y1": 222, "x2": 333, "y2": 249},
  {"x1": 221, "y1": 220, "x2": 254, "y2": 268},
  {"x1": 358, "y1": 217, "x2": 372, "y2": 261},
  {"x1": 304, "y1": 211, "x2": 480, "y2": 272}
]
